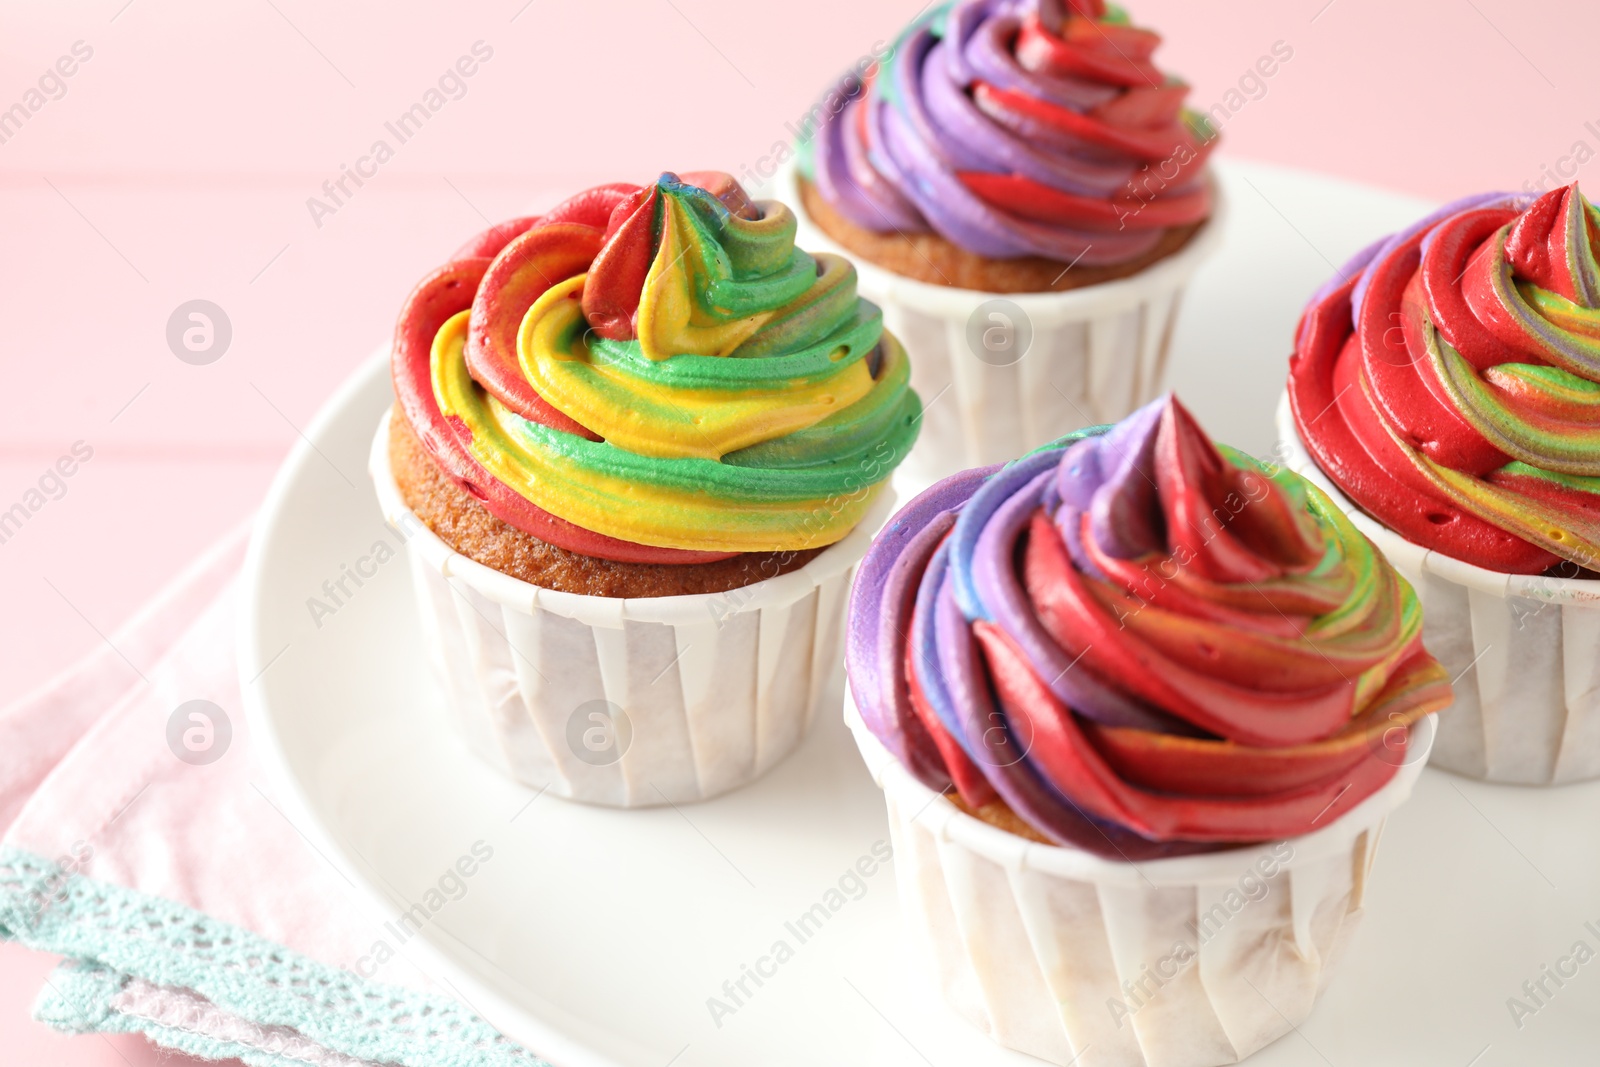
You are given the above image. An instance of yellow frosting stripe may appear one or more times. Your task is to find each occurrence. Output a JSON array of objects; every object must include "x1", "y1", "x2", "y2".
[
  {"x1": 638, "y1": 192, "x2": 764, "y2": 360},
  {"x1": 517, "y1": 275, "x2": 876, "y2": 461},
  {"x1": 484, "y1": 399, "x2": 885, "y2": 551},
  {"x1": 634, "y1": 193, "x2": 816, "y2": 362},
  {"x1": 1525, "y1": 284, "x2": 1600, "y2": 339},
  {"x1": 436, "y1": 308, "x2": 896, "y2": 551}
]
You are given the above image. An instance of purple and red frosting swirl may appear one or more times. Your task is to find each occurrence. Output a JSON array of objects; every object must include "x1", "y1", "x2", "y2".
[
  {"x1": 846, "y1": 396, "x2": 1451, "y2": 859},
  {"x1": 802, "y1": 0, "x2": 1215, "y2": 265}
]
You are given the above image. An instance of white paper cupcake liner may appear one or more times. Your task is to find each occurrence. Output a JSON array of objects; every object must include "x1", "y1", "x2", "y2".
[
  {"x1": 1275, "y1": 393, "x2": 1600, "y2": 785},
  {"x1": 370, "y1": 410, "x2": 890, "y2": 807},
  {"x1": 782, "y1": 160, "x2": 1226, "y2": 486},
  {"x1": 845, "y1": 693, "x2": 1431, "y2": 1067}
]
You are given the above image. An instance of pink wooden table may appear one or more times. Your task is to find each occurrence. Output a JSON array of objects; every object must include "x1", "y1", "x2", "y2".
[{"x1": 3, "y1": 1, "x2": 1595, "y2": 1061}]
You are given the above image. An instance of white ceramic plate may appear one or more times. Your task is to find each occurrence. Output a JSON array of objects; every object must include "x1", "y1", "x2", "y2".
[{"x1": 241, "y1": 161, "x2": 1600, "y2": 1067}]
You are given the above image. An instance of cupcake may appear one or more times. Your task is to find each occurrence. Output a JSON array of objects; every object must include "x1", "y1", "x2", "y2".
[
  {"x1": 787, "y1": 0, "x2": 1225, "y2": 481},
  {"x1": 1283, "y1": 182, "x2": 1600, "y2": 784},
  {"x1": 372, "y1": 171, "x2": 921, "y2": 806},
  {"x1": 846, "y1": 396, "x2": 1449, "y2": 1066}
]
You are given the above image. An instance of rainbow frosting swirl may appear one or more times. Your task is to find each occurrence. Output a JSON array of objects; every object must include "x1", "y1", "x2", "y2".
[
  {"x1": 846, "y1": 396, "x2": 1450, "y2": 859},
  {"x1": 1289, "y1": 183, "x2": 1600, "y2": 575},
  {"x1": 800, "y1": 0, "x2": 1215, "y2": 264},
  {"x1": 392, "y1": 172, "x2": 921, "y2": 563}
]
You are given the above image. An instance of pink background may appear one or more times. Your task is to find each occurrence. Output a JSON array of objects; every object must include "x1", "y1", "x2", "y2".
[{"x1": 2, "y1": 0, "x2": 1597, "y2": 1062}]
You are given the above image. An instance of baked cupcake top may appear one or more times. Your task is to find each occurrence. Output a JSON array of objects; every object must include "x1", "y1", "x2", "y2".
[
  {"x1": 392, "y1": 172, "x2": 921, "y2": 565},
  {"x1": 846, "y1": 395, "x2": 1451, "y2": 859},
  {"x1": 799, "y1": 0, "x2": 1215, "y2": 266},
  {"x1": 1289, "y1": 183, "x2": 1600, "y2": 576}
]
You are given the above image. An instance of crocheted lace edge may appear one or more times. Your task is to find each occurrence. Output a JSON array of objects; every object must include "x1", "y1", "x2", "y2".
[{"x1": 0, "y1": 845, "x2": 544, "y2": 1067}]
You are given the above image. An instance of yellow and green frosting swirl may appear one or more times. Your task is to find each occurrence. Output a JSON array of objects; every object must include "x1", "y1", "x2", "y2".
[{"x1": 432, "y1": 173, "x2": 920, "y2": 554}]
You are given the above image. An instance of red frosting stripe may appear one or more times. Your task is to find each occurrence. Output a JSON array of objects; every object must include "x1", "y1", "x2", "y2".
[
  {"x1": 1025, "y1": 511, "x2": 1367, "y2": 748},
  {"x1": 1014, "y1": 14, "x2": 1162, "y2": 89},
  {"x1": 974, "y1": 621, "x2": 1404, "y2": 842},
  {"x1": 971, "y1": 82, "x2": 1189, "y2": 161},
  {"x1": 583, "y1": 186, "x2": 658, "y2": 343},
  {"x1": 965, "y1": 171, "x2": 1208, "y2": 230},
  {"x1": 465, "y1": 223, "x2": 604, "y2": 438}
]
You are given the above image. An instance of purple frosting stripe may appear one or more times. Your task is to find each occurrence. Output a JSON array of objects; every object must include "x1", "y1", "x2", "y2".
[
  {"x1": 966, "y1": 459, "x2": 1188, "y2": 732},
  {"x1": 837, "y1": 97, "x2": 923, "y2": 230},
  {"x1": 812, "y1": 94, "x2": 884, "y2": 227},
  {"x1": 845, "y1": 465, "x2": 995, "y2": 787},
  {"x1": 959, "y1": 7, "x2": 1115, "y2": 111},
  {"x1": 923, "y1": 37, "x2": 1135, "y2": 197}
]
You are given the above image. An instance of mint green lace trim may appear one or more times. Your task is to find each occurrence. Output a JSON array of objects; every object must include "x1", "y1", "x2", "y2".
[
  {"x1": 0, "y1": 846, "x2": 544, "y2": 1067},
  {"x1": 34, "y1": 960, "x2": 327, "y2": 1067}
]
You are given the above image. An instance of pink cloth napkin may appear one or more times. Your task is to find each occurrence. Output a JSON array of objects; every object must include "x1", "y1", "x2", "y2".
[{"x1": 0, "y1": 527, "x2": 537, "y2": 1067}]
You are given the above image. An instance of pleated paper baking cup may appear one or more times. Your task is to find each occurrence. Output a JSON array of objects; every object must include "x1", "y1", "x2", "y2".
[
  {"x1": 845, "y1": 693, "x2": 1430, "y2": 1067},
  {"x1": 370, "y1": 410, "x2": 889, "y2": 807},
  {"x1": 782, "y1": 161, "x2": 1225, "y2": 486},
  {"x1": 1274, "y1": 395, "x2": 1600, "y2": 785}
]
